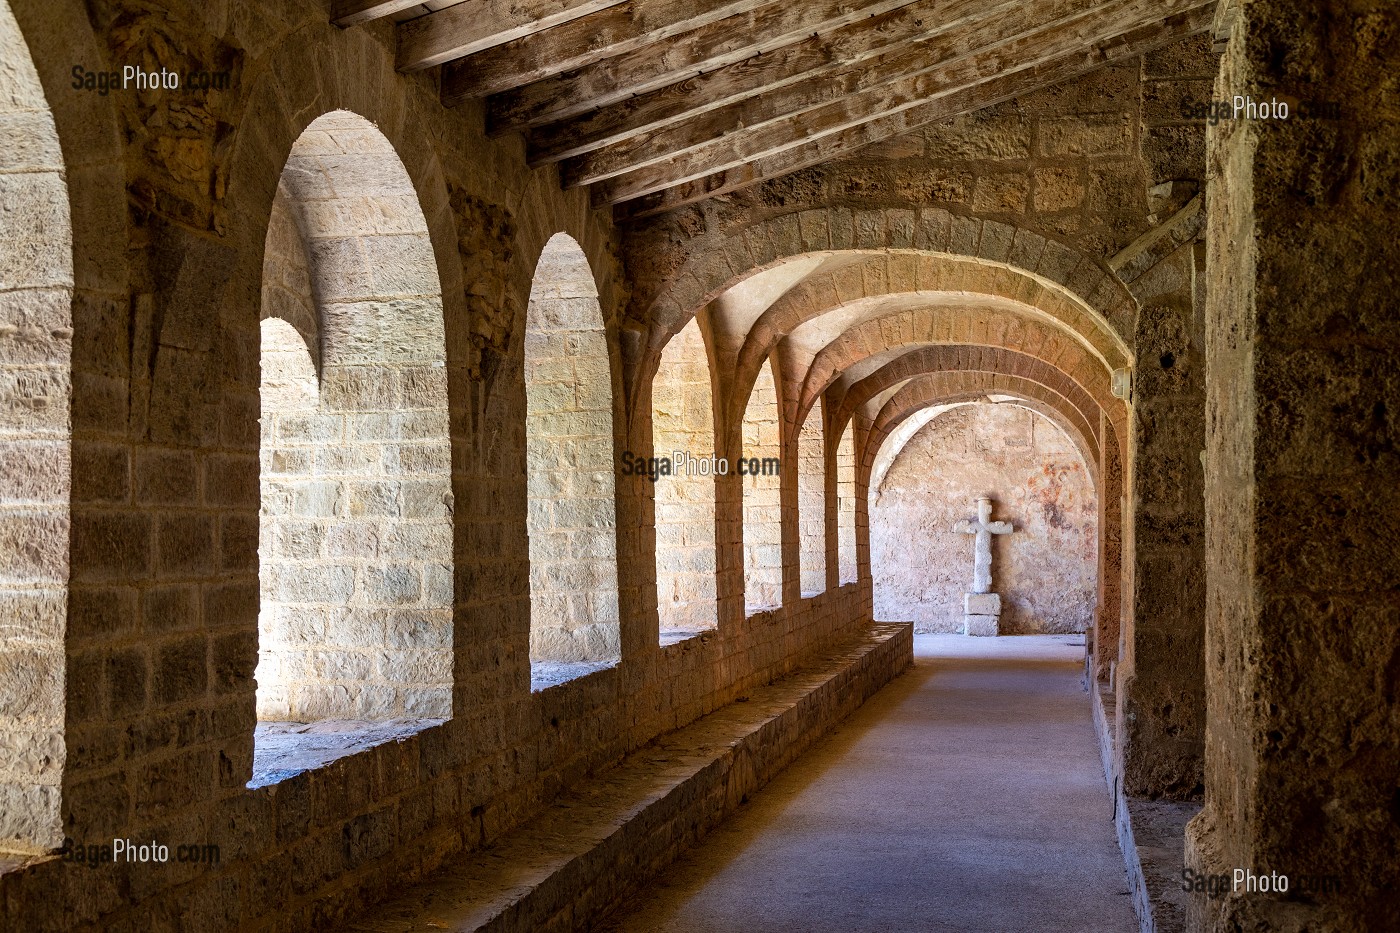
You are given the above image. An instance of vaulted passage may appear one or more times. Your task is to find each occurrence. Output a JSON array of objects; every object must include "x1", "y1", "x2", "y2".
[{"x1": 2, "y1": 1, "x2": 1396, "y2": 931}]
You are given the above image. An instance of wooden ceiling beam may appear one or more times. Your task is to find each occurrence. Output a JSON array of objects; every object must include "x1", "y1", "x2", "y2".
[
  {"x1": 397, "y1": 0, "x2": 626, "y2": 72},
  {"x1": 331, "y1": 0, "x2": 426, "y2": 27},
  {"x1": 526, "y1": 0, "x2": 1026, "y2": 165},
  {"x1": 611, "y1": 3, "x2": 1214, "y2": 217},
  {"x1": 591, "y1": 0, "x2": 1208, "y2": 204},
  {"x1": 477, "y1": 0, "x2": 917, "y2": 128},
  {"x1": 562, "y1": 0, "x2": 1113, "y2": 184},
  {"x1": 440, "y1": 0, "x2": 787, "y2": 105}
]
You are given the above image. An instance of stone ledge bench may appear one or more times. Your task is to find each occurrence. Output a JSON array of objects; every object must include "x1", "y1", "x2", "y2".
[{"x1": 341, "y1": 622, "x2": 913, "y2": 933}]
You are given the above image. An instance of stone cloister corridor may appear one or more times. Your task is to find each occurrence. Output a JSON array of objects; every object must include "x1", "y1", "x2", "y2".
[
  {"x1": 599, "y1": 635, "x2": 1136, "y2": 933},
  {"x1": 1, "y1": 1, "x2": 1397, "y2": 931}
]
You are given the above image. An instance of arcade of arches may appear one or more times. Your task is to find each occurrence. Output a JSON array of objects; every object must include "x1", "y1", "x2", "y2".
[{"x1": 0, "y1": 0, "x2": 1396, "y2": 931}]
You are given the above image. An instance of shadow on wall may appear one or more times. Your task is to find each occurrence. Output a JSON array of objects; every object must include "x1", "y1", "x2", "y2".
[{"x1": 870, "y1": 403, "x2": 1097, "y2": 634}]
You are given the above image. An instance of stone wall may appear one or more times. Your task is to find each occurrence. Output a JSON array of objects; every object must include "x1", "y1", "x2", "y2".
[
  {"x1": 797, "y1": 404, "x2": 826, "y2": 596},
  {"x1": 525, "y1": 234, "x2": 621, "y2": 665},
  {"x1": 741, "y1": 359, "x2": 783, "y2": 613},
  {"x1": 835, "y1": 424, "x2": 857, "y2": 586},
  {"x1": 1139, "y1": 35, "x2": 1216, "y2": 214},
  {"x1": 871, "y1": 403, "x2": 1097, "y2": 635},
  {"x1": 1112, "y1": 201, "x2": 1207, "y2": 800},
  {"x1": 652, "y1": 317, "x2": 718, "y2": 637},
  {"x1": 1094, "y1": 417, "x2": 1124, "y2": 684},
  {"x1": 623, "y1": 63, "x2": 1155, "y2": 324}
]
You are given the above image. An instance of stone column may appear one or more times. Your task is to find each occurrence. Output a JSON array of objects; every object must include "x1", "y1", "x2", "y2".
[
  {"x1": 1112, "y1": 202, "x2": 1208, "y2": 801},
  {"x1": 1093, "y1": 415, "x2": 1124, "y2": 686},
  {"x1": 1187, "y1": 2, "x2": 1400, "y2": 928}
]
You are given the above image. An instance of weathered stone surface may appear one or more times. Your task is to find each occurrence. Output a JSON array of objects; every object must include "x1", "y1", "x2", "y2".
[
  {"x1": 1111, "y1": 218, "x2": 1207, "y2": 803},
  {"x1": 953, "y1": 497, "x2": 1016, "y2": 595},
  {"x1": 1185, "y1": 4, "x2": 1400, "y2": 931}
]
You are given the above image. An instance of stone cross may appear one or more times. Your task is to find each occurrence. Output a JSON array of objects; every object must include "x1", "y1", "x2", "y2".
[{"x1": 953, "y1": 497, "x2": 1015, "y2": 594}]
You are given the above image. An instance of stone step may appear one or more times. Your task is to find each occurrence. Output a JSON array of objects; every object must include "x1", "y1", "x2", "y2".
[{"x1": 342, "y1": 623, "x2": 912, "y2": 933}]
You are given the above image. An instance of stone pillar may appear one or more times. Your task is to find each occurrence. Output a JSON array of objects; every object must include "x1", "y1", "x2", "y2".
[
  {"x1": 1094, "y1": 416, "x2": 1124, "y2": 685},
  {"x1": 1112, "y1": 202, "x2": 1208, "y2": 801},
  {"x1": 1187, "y1": 2, "x2": 1400, "y2": 927}
]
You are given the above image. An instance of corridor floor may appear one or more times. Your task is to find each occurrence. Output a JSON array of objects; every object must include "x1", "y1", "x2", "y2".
[{"x1": 598, "y1": 634, "x2": 1137, "y2": 933}]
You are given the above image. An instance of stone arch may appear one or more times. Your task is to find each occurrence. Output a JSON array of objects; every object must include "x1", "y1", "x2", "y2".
[
  {"x1": 869, "y1": 396, "x2": 1100, "y2": 502},
  {"x1": 834, "y1": 345, "x2": 1110, "y2": 460},
  {"x1": 738, "y1": 251, "x2": 1132, "y2": 388},
  {"x1": 254, "y1": 110, "x2": 455, "y2": 730},
  {"x1": 639, "y1": 208, "x2": 1137, "y2": 363},
  {"x1": 869, "y1": 403, "x2": 973, "y2": 501},
  {"x1": 0, "y1": 0, "x2": 72, "y2": 853},
  {"x1": 652, "y1": 315, "x2": 718, "y2": 641},
  {"x1": 801, "y1": 305, "x2": 1119, "y2": 421},
  {"x1": 195, "y1": 34, "x2": 478, "y2": 792},
  {"x1": 801, "y1": 310, "x2": 1127, "y2": 464},
  {"x1": 864, "y1": 374, "x2": 1104, "y2": 491},
  {"x1": 223, "y1": 30, "x2": 467, "y2": 329},
  {"x1": 212, "y1": 17, "x2": 625, "y2": 732},
  {"x1": 525, "y1": 232, "x2": 622, "y2": 673}
]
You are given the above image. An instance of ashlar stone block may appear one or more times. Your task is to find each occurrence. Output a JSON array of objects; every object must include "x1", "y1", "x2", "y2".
[
  {"x1": 964, "y1": 614, "x2": 1000, "y2": 637},
  {"x1": 964, "y1": 593, "x2": 1002, "y2": 616}
]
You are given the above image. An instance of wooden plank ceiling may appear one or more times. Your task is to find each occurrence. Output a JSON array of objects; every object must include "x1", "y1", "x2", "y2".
[{"x1": 334, "y1": 0, "x2": 1215, "y2": 220}]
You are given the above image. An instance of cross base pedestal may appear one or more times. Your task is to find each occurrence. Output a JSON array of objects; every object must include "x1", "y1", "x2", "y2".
[{"x1": 963, "y1": 593, "x2": 1001, "y2": 637}]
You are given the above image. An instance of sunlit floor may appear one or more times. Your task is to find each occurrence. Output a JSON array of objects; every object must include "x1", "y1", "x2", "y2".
[{"x1": 598, "y1": 633, "x2": 1136, "y2": 933}]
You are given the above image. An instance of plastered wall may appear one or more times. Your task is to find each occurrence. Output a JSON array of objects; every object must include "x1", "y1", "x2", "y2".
[{"x1": 871, "y1": 403, "x2": 1097, "y2": 634}]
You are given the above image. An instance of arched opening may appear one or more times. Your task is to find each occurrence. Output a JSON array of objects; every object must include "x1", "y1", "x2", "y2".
[
  {"x1": 525, "y1": 232, "x2": 621, "y2": 687},
  {"x1": 741, "y1": 358, "x2": 782, "y2": 613},
  {"x1": 870, "y1": 402, "x2": 1097, "y2": 635},
  {"x1": 652, "y1": 316, "x2": 717, "y2": 643},
  {"x1": 797, "y1": 402, "x2": 826, "y2": 596},
  {"x1": 253, "y1": 111, "x2": 454, "y2": 786},
  {"x1": 836, "y1": 422, "x2": 857, "y2": 586},
  {"x1": 0, "y1": 0, "x2": 71, "y2": 854}
]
